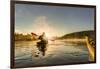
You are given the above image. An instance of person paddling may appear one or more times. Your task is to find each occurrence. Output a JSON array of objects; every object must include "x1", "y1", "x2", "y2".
[
  {"x1": 37, "y1": 32, "x2": 48, "y2": 56},
  {"x1": 31, "y1": 32, "x2": 48, "y2": 56}
]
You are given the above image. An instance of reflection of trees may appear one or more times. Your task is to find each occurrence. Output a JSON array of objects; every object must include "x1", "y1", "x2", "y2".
[{"x1": 15, "y1": 33, "x2": 36, "y2": 41}]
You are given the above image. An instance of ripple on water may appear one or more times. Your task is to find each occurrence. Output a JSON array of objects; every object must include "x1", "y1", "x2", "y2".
[{"x1": 15, "y1": 41, "x2": 89, "y2": 68}]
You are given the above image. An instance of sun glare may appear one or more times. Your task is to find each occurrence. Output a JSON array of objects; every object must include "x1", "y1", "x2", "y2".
[
  {"x1": 32, "y1": 16, "x2": 56, "y2": 39},
  {"x1": 45, "y1": 33, "x2": 52, "y2": 38}
]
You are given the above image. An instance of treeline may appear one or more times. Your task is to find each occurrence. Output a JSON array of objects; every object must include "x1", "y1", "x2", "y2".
[
  {"x1": 58, "y1": 30, "x2": 95, "y2": 39},
  {"x1": 15, "y1": 33, "x2": 36, "y2": 41}
]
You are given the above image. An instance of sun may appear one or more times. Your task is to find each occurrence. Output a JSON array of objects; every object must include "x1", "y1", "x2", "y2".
[{"x1": 45, "y1": 33, "x2": 51, "y2": 38}]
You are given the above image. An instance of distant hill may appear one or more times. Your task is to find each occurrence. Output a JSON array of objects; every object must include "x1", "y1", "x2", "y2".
[{"x1": 58, "y1": 30, "x2": 95, "y2": 39}]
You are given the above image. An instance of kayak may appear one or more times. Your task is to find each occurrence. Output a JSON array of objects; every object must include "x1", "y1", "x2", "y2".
[{"x1": 85, "y1": 36, "x2": 95, "y2": 61}]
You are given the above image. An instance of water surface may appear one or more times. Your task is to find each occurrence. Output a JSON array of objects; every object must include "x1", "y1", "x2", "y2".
[{"x1": 15, "y1": 40, "x2": 89, "y2": 68}]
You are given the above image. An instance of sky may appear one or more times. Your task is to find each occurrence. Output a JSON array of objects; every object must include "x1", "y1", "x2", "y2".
[{"x1": 15, "y1": 4, "x2": 94, "y2": 37}]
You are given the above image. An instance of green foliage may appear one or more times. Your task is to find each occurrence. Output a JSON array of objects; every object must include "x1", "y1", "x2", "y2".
[{"x1": 15, "y1": 33, "x2": 36, "y2": 41}]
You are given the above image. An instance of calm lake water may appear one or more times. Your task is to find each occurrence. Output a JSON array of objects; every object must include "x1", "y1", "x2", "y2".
[{"x1": 15, "y1": 40, "x2": 89, "y2": 68}]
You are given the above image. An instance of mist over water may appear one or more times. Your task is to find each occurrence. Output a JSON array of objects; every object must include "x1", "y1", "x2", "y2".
[{"x1": 15, "y1": 40, "x2": 89, "y2": 68}]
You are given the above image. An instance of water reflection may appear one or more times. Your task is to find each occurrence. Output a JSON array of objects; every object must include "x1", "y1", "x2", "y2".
[{"x1": 15, "y1": 40, "x2": 89, "y2": 68}]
